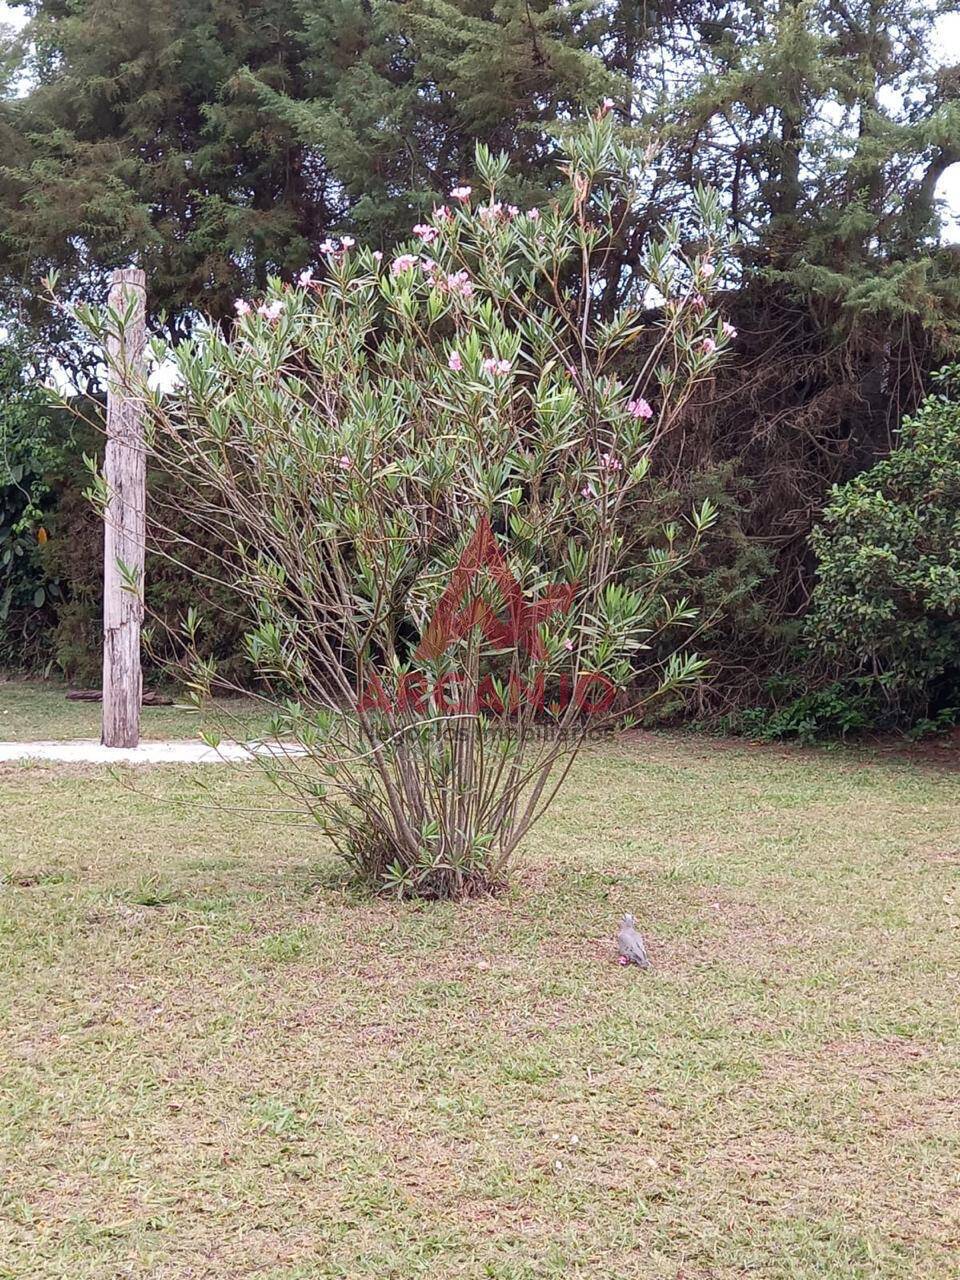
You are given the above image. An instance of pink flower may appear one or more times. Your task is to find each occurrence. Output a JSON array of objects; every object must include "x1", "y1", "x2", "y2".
[
  {"x1": 701, "y1": 337, "x2": 717, "y2": 355},
  {"x1": 297, "y1": 268, "x2": 314, "y2": 287},
  {"x1": 257, "y1": 299, "x2": 284, "y2": 321},
  {"x1": 722, "y1": 321, "x2": 737, "y2": 339},
  {"x1": 391, "y1": 253, "x2": 418, "y2": 276},
  {"x1": 372, "y1": 250, "x2": 383, "y2": 263},
  {"x1": 600, "y1": 452, "x2": 623, "y2": 472},
  {"x1": 482, "y1": 357, "x2": 497, "y2": 374},
  {"x1": 563, "y1": 638, "x2": 575, "y2": 652},
  {"x1": 478, "y1": 201, "x2": 503, "y2": 222},
  {"x1": 412, "y1": 223, "x2": 437, "y2": 244},
  {"x1": 628, "y1": 397, "x2": 654, "y2": 420},
  {"x1": 700, "y1": 261, "x2": 715, "y2": 279},
  {"x1": 482, "y1": 356, "x2": 511, "y2": 376},
  {"x1": 433, "y1": 205, "x2": 452, "y2": 222},
  {"x1": 617, "y1": 955, "x2": 629, "y2": 966},
  {"x1": 603, "y1": 97, "x2": 615, "y2": 109},
  {"x1": 448, "y1": 351, "x2": 463, "y2": 372},
  {"x1": 507, "y1": 204, "x2": 519, "y2": 218},
  {"x1": 421, "y1": 258, "x2": 437, "y2": 275},
  {"x1": 496, "y1": 359, "x2": 511, "y2": 375},
  {"x1": 233, "y1": 298, "x2": 251, "y2": 317},
  {"x1": 527, "y1": 208, "x2": 541, "y2": 222},
  {"x1": 444, "y1": 270, "x2": 474, "y2": 299},
  {"x1": 688, "y1": 293, "x2": 706, "y2": 311},
  {"x1": 450, "y1": 185, "x2": 472, "y2": 202},
  {"x1": 581, "y1": 484, "x2": 595, "y2": 499},
  {"x1": 319, "y1": 238, "x2": 338, "y2": 254},
  {"x1": 565, "y1": 364, "x2": 577, "y2": 378},
  {"x1": 341, "y1": 235, "x2": 355, "y2": 250},
  {"x1": 338, "y1": 454, "x2": 352, "y2": 470}
]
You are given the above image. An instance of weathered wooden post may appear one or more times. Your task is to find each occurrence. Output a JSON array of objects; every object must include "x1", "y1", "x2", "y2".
[{"x1": 102, "y1": 267, "x2": 147, "y2": 748}]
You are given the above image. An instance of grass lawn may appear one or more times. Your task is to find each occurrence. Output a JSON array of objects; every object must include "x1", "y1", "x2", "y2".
[
  {"x1": 1, "y1": 685, "x2": 959, "y2": 1278},
  {"x1": 0, "y1": 679, "x2": 268, "y2": 743}
]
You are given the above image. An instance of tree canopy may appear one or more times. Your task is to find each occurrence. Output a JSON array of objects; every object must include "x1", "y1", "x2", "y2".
[{"x1": 1, "y1": 2, "x2": 957, "y2": 347}]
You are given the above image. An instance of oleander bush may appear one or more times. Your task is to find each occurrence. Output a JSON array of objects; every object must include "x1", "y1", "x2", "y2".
[{"x1": 72, "y1": 112, "x2": 738, "y2": 897}]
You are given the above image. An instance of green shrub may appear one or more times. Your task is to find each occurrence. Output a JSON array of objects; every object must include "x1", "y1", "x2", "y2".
[
  {"x1": 732, "y1": 679, "x2": 878, "y2": 744},
  {"x1": 0, "y1": 346, "x2": 71, "y2": 670},
  {"x1": 807, "y1": 366, "x2": 960, "y2": 725},
  {"x1": 0, "y1": 338, "x2": 251, "y2": 683}
]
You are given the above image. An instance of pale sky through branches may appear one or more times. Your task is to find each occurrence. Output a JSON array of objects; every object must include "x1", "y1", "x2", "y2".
[{"x1": 0, "y1": 2, "x2": 958, "y2": 235}]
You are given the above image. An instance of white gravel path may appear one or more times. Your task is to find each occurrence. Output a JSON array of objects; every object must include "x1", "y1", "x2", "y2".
[{"x1": 0, "y1": 739, "x2": 306, "y2": 765}]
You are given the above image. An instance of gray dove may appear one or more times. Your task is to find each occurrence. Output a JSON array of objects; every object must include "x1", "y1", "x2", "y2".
[{"x1": 616, "y1": 913, "x2": 650, "y2": 967}]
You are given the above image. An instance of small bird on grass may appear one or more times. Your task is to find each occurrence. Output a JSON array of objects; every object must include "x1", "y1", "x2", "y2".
[{"x1": 616, "y1": 913, "x2": 650, "y2": 968}]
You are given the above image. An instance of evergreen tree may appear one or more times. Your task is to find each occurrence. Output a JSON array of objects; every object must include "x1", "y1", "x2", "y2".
[
  {"x1": 611, "y1": 0, "x2": 960, "y2": 700},
  {"x1": 249, "y1": 0, "x2": 609, "y2": 240},
  {"x1": 0, "y1": 0, "x2": 612, "y2": 340},
  {"x1": 7, "y1": 1, "x2": 953, "y2": 345},
  {"x1": 0, "y1": 0, "x2": 321, "y2": 338}
]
